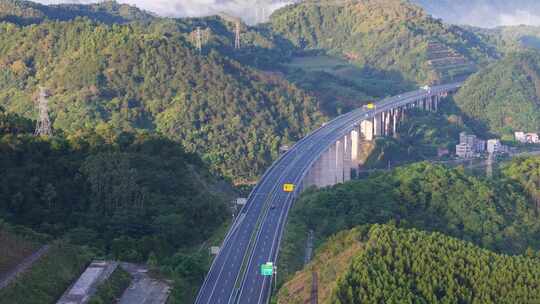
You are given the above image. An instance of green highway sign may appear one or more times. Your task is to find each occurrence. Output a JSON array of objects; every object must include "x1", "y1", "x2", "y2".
[{"x1": 260, "y1": 262, "x2": 274, "y2": 276}]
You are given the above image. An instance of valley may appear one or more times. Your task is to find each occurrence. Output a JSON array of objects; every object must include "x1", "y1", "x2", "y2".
[{"x1": 1, "y1": 1, "x2": 540, "y2": 304}]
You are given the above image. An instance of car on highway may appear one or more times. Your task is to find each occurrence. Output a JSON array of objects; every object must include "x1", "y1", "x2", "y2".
[{"x1": 363, "y1": 102, "x2": 375, "y2": 110}]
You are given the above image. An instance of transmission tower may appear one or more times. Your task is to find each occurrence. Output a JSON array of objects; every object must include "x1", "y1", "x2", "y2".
[
  {"x1": 34, "y1": 87, "x2": 52, "y2": 136},
  {"x1": 235, "y1": 21, "x2": 241, "y2": 49},
  {"x1": 196, "y1": 26, "x2": 202, "y2": 53}
]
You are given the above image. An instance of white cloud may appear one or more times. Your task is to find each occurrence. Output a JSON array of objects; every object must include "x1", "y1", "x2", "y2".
[
  {"x1": 33, "y1": 0, "x2": 296, "y2": 24},
  {"x1": 499, "y1": 10, "x2": 540, "y2": 27}
]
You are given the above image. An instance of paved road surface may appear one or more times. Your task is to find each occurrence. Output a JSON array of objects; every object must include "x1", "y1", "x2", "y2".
[{"x1": 196, "y1": 83, "x2": 462, "y2": 304}]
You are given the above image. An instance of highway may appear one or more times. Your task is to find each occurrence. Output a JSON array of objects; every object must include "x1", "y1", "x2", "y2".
[{"x1": 195, "y1": 83, "x2": 462, "y2": 304}]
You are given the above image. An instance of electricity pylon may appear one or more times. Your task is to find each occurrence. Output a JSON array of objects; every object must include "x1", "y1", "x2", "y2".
[{"x1": 34, "y1": 87, "x2": 52, "y2": 136}]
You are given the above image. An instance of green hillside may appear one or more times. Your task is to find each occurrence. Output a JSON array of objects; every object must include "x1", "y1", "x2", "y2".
[
  {"x1": 472, "y1": 25, "x2": 540, "y2": 54},
  {"x1": 0, "y1": 108, "x2": 231, "y2": 260},
  {"x1": 270, "y1": 0, "x2": 498, "y2": 84},
  {"x1": 0, "y1": 0, "x2": 154, "y2": 25},
  {"x1": 453, "y1": 51, "x2": 540, "y2": 136},
  {"x1": 0, "y1": 241, "x2": 92, "y2": 304},
  {"x1": 0, "y1": 108, "x2": 234, "y2": 302},
  {"x1": 279, "y1": 224, "x2": 540, "y2": 304},
  {"x1": 0, "y1": 14, "x2": 325, "y2": 181},
  {"x1": 278, "y1": 162, "x2": 540, "y2": 284}
]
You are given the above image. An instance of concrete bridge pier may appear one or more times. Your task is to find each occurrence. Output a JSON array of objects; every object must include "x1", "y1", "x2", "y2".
[
  {"x1": 373, "y1": 113, "x2": 383, "y2": 137},
  {"x1": 304, "y1": 123, "x2": 367, "y2": 188},
  {"x1": 302, "y1": 88, "x2": 451, "y2": 190},
  {"x1": 335, "y1": 139, "x2": 344, "y2": 184},
  {"x1": 360, "y1": 119, "x2": 374, "y2": 141},
  {"x1": 384, "y1": 110, "x2": 391, "y2": 136},
  {"x1": 392, "y1": 108, "x2": 399, "y2": 137},
  {"x1": 343, "y1": 134, "x2": 352, "y2": 182}
]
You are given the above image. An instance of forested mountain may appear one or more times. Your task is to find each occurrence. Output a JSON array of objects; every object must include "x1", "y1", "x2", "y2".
[
  {"x1": 453, "y1": 50, "x2": 540, "y2": 136},
  {"x1": 278, "y1": 162, "x2": 540, "y2": 285},
  {"x1": 0, "y1": 0, "x2": 155, "y2": 25},
  {"x1": 471, "y1": 25, "x2": 540, "y2": 54},
  {"x1": 270, "y1": 0, "x2": 498, "y2": 84},
  {"x1": 0, "y1": 108, "x2": 231, "y2": 301},
  {"x1": 0, "y1": 13, "x2": 325, "y2": 181},
  {"x1": 278, "y1": 224, "x2": 540, "y2": 304}
]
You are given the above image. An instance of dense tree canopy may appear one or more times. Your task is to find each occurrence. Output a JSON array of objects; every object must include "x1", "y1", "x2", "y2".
[
  {"x1": 279, "y1": 225, "x2": 540, "y2": 304},
  {"x1": 0, "y1": 15, "x2": 325, "y2": 181},
  {"x1": 454, "y1": 51, "x2": 540, "y2": 136},
  {"x1": 270, "y1": 0, "x2": 497, "y2": 84},
  {"x1": 0, "y1": 0, "x2": 154, "y2": 25},
  {"x1": 0, "y1": 109, "x2": 230, "y2": 263},
  {"x1": 333, "y1": 225, "x2": 540, "y2": 304},
  {"x1": 278, "y1": 162, "x2": 540, "y2": 283}
]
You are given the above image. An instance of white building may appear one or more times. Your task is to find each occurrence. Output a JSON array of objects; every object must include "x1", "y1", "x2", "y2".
[
  {"x1": 487, "y1": 139, "x2": 502, "y2": 154},
  {"x1": 456, "y1": 143, "x2": 473, "y2": 158},
  {"x1": 458, "y1": 132, "x2": 485, "y2": 154},
  {"x1": 515, "y1": 131, "x2": 539, "y2": 144},
  {"x1": 460, "y1": 132, "x2": 476, "y2": 147},
  {"x1": 527, "y1": 133, "x2": 539, "y2": 144},
  {"x1": 515, "y1": 132, "x2": 526, "y2": 143}
]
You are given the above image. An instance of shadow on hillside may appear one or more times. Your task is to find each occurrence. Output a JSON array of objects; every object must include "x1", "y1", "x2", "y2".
[{"x1": 439, "y1": 95, "x2": 493, "y2": 138}]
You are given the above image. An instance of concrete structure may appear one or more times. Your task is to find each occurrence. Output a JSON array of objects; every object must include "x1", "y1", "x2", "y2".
[
  {"x1": 529, "y1": 133, "x2": 540, "y2": 144},
  {"x1": 475, "y1": 139, "x2": 486, "y2": 153},
  {"x1": 487, "y1": 139, "x2": 502, "y2": 154},
  {"x1": 456, "y1": 143, "x2": 473, "y2": 159},
  {"x1": 457, "y1": 132, "x2": 486, "y2": 156},
  {"x1": 515, "y1": 132, "x2": 526, "y2": 143},
  {"x1": 195, "y1": 83, "x2": 462, "y2": 304},
  {"x1": 236, "y1": 198, "x2": 247, "y2": 206},
  {"x1": 210, "y1": 246, "x2": 220, "y2": 255},
  {"x1": 57, "y1": 261, "x2": 118, "y2": 304}
]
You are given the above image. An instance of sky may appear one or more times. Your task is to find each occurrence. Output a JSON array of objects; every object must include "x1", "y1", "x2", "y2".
[
  {"x1": 34, "y1": 0, "x2": 297, "y2": 24},
  {"x1": 33, "y1": 0, "x2": 540, "y2": 28}
]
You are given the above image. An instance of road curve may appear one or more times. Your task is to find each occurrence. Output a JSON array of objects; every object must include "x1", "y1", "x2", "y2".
[{"x1": 195, "y1": 83, "x2": 462, "y2": 304}]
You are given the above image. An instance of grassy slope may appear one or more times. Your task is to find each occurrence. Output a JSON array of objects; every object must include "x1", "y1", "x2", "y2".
[
  {"x1": 279, "y1": 224, "x2": 540, "y2": 304},
  {"x1": 0, "y1": 221, "x2": 51, "y2": 276},
  {"x1": 0, "y1": 229, "x2": 39, "y2": 275},
  {"x1": 0, "y1": 241, "x2": 92, "y2": 304}
]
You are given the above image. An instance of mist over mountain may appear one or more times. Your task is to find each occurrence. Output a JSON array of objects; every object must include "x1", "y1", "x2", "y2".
[
  {"x1": 412, "y1": 0, "x2": 540, "y2": 28},
  {"x1": 32, "y1": 1, "x2": 540, "y2": 28},
  {"x1": 34, "y1": 0, "x2": 295, "y2": 24}
]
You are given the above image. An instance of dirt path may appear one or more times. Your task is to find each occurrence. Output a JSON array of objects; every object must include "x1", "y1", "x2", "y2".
[
  {"x1": 0, "y1": 245, "x2": 50, "y2": 289},
  {"x1": 310, "y1": 271, "x2": 318, "y2": 304}
]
